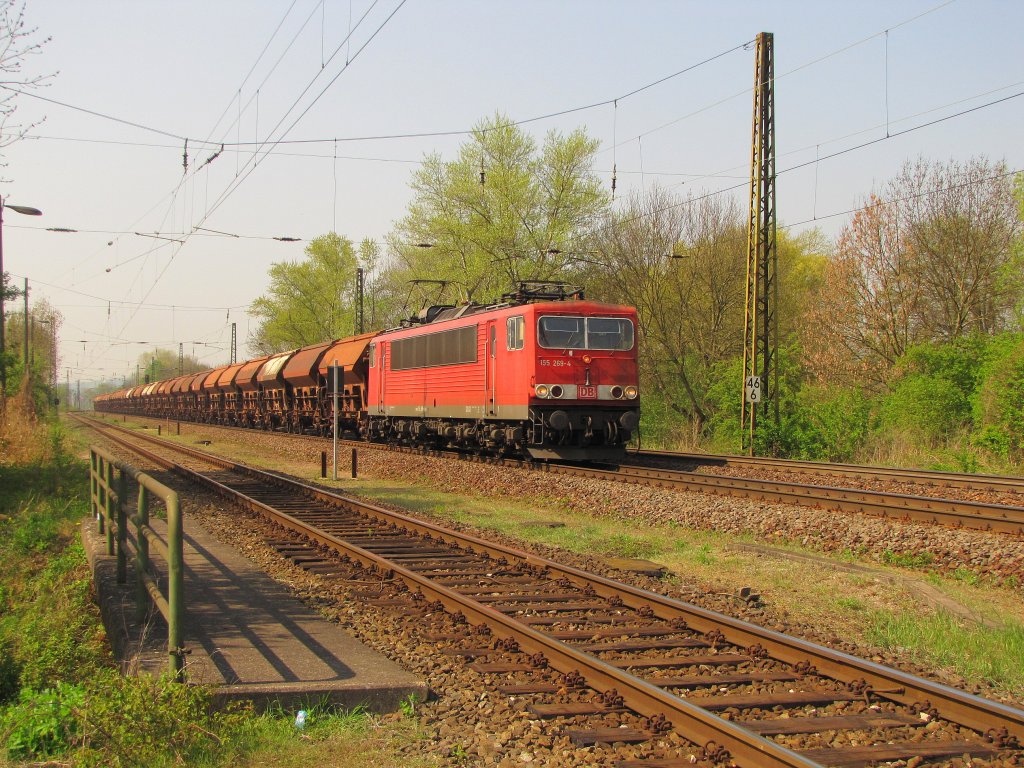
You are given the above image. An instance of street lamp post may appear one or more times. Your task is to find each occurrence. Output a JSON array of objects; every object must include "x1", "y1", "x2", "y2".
[{"x1": 0, "y1": 198, "x2": 43, "y2": 395}]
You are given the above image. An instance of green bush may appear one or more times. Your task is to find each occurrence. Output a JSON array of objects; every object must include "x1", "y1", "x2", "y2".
[
  {"x1": 2, "y1": 682, "x2": 85, "y2": 760},
  {"x1": 702, "y1": 346, "x2": 873, "y2": 460},
  {"x1": 9, "y1": 498, "x2": 63, "y2": 554},
  {"x1": 878, "y1": 337, "x2": 987, "y2": 441},
  {"x1": 880, "y1": 374, "x2": 966, "y2": 441},
  {"x1": 0, "y1": 640, "x2": 21, "y2": 705},
  {"x1": 636, "y1": 383, "x2": 683, "y2": 448},
  {"x1": 1, "y1": 673, "x2": 251, "y2": 767},
  {"x1": 703, "y1": 355, "x2": 747, "y2": 451},
  {"x1": 972, "y1": 334, "x2": 1024, "y2": 459},
  {"x1": 788, "y1": 385, "x2": 872, "y2": 461},
  {"x1": 73, "y1": 672, "x2": 249, "y2": 767}
]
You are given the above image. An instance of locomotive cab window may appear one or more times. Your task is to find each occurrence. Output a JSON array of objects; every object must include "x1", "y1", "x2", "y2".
[
  {"x1": 587, "y1": 317, "x2": 634, "y2": 350},
  {"x1": 506, "y1": 315, "x2": 525, "y2": 351},
  {"x1": 538, "y1": 315, "x2": 634, "y2": 351},
  {"x1": 538, "y1": 316, "x2": 585, "y2": 349},
  {"x1": 368, "y1": 343, "x2": 376, "y2": 368}
]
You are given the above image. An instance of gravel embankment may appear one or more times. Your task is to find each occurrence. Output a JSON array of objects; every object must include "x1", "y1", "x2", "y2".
[{"x1": 105, "y1": 418, "x2": 1024, "y2": 587}]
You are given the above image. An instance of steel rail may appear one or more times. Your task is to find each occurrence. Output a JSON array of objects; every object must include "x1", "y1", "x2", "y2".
[
  {"x1": 605, "y1": 464, "x2": 1024, "y2": 536},
  {"x1": 632, "y1": 448, "x2": 1024, "y2": 494},
  {"x1": 76, "y1": 414, "x2": 1024, "y2": 752}
]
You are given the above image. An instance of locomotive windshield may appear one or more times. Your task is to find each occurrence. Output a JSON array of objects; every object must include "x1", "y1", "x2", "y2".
[
  {"x1": 538, "y1": 316, "x2": 634, "y2": 351},
  {"x1": 538, "y1": 316, "x2": 585, "y2": 348},
  {"x1": 587, "y1": 317, "x2": 634, "y2": 350}
]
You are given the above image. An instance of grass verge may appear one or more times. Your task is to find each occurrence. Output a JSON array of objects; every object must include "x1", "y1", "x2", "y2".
[{"x1": 865, "y1": 610, "x2": 1024, "y2": 690}]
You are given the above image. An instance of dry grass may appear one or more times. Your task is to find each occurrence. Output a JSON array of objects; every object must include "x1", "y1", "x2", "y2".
[{"x1": 0, "y1": 378, "x2": 49, "y2": 465}]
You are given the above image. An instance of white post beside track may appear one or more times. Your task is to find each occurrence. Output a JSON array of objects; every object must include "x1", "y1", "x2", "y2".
[{"x1": 331, "y1": 364, "x2": 340, "y2": 481}]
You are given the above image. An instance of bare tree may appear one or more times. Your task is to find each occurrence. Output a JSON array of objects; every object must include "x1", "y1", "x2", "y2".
[
  {"x1": 0, "y1": 0, "x2": 53, "y2": 153},
  {"x1": 899, "y1": 157, "x2": 1022, "y2": 338},
  {"x1": 804, "y1": 194, "x2": 923, "y2": 385},
  {"x1": 586, "y1": 186, "x2": 747, "y2": 432},
  {"x1": 806, "y1": 157, "x2": 1023, "y2": 385}
]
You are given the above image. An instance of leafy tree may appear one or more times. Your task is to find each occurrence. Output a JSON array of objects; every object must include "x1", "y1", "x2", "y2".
[
  {"x1": 249, "y1": 233, "x2": 364, "y2": 353},
  {"x1": 1, "y1": 299, "x2": 60, "y2": 408},
  {"x1": 583, "y1": 186, "x2": 825, "y2": 438},
  {"x1": 1, "y1": 271, "x2": 20, "y2": 303},
  {"x1": 385, "y1": 113, "x2": 608, "y2": 307},
  {"x1": 902, "y1": 158, "x2": 1023, "y2": 338},
  {"x1": 582, "y1": 187, "x2": 745, "y2": 432},
  {"x1": 135, "y1": 348, "x2": 206, "y2": 383}
]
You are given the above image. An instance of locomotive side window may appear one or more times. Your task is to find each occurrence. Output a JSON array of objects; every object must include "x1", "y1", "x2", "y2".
[
  {"x1": 506, "y1": 316, "x2": 524, "y2": 350},
  {"x1": 538, "y1": 316, "x2": 585, "y2": 349},
  {"x1": 368, "y1": 343, "x2": 376, "y2": 367},
  {"x1": 391, "y1": 325, "x2": 478, "y2": 370},
  {"x1": 587, "y1": 317, "x2": 634, "y2": 350}
]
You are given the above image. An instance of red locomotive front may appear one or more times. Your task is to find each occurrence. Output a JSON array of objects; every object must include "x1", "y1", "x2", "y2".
[{"x1": 366, "y1": 285, "x2": 639, "y2": 461}]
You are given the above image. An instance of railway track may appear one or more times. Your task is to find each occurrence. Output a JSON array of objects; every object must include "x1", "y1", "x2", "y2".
[
  {"x1": 92, "y1": 412, "x2": 1024, "y2": 537},
  {"x1": 76, "y1": 414, "x2": 1024, "y2": 768},
  {"x1": 92, "y1": 413, "x2": 1024, "y2": 536},
  {"x1": 630, "y1": 449, "x2": 1024, "y2": 495}
]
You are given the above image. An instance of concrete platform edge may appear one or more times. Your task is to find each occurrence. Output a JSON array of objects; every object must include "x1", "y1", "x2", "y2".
[{"x1": 80, "y1": 517, "x2": 427, "y2": 712}]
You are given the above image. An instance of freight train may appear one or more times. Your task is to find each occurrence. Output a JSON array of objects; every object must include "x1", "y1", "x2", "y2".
[{"x1": 94, "y1": 283, "x2": 640, "y2": 461}]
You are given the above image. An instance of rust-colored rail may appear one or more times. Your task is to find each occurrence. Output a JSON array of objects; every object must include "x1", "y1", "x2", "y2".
[
  {"x1": 603, "y1": 463, "x2": 1024, "y2": 536},
  {"x1": 632, "y1": 448, "x2": 1024, "y2": 494},
  {"x1": 75, "y1": 415, "x2": 1023, "y2": 767}
]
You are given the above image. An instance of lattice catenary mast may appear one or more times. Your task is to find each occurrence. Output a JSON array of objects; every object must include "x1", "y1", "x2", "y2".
[{"x1": 741, "y1": 31, "x2": 778, "y2": 455}]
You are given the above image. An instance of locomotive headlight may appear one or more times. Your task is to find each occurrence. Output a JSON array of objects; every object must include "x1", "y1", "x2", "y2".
[
  {"x1": 535, "y1": 384, "x2": 549, "y2": 398},
  {"x1": 610, "y1": 386, "x2": 624, "y2": 399},
  {"x1": 550, "y1": 385, "x2": 564, "y2": 398},
  {"x1": 625, "y1": 385, "x2": 638, "y2": 399},
  {"x1": 582, "y1": 354, "x2": 592, "y2": 364}
]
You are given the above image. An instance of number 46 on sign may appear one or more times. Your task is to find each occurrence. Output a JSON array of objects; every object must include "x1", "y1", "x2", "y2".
[{"x1": 745, "y1": 375, "x2": 764, "y2": 403}]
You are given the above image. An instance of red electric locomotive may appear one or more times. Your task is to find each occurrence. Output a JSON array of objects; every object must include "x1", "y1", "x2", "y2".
[
  {"x1": 94, "y1": 283, "x2": 641, "y2": 463},
  {"x1": 366, "y1": 283, "x2": 639, "y2": 461}
]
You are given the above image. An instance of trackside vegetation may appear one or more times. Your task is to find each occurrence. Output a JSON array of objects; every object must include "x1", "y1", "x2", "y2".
[{"x1": 0, "y1": 393, "x2": 431, "y2": 767}]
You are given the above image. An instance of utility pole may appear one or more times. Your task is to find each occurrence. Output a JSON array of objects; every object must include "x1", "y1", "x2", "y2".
[
  {"x1": 230, "y1": 322, "x2": 237, "y2": 364},
  {"x1": 22, "y1": 278, "x2": 28, "y2": 370},
  {"x1": 741, "y1": 31, "x2": 778, "y2": 456},
  {"x1": 0, "y1": 198, "x2": 43, "y2": 394},
  {"x1": 356, "y1": 267, "x2": 365, "y2": 335},
  {"x1": 76, "y1": 379, "x2": 81, "y2": 411},
  {"x1": 50, "y1": 322, "x2": 56, "y2": 393},
  {"x1": 65, "y1": 368, "x2": 69, "y2": 412},
  {"x1": 178, "y1": 342, "x2": 183, "y2": 375}
]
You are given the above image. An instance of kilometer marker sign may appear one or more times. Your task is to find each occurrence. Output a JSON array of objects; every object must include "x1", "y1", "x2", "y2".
[{"x1": 745, "y1": 375, "x2": 763, "y2": 403}]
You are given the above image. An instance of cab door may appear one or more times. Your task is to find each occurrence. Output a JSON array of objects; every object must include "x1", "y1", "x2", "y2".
[
  {"x1": 375, "y1": 343, "x2": 386, "y2": 415},
  {"x1": 485, "y1": 321, "x2": 497, "y2": 417}
]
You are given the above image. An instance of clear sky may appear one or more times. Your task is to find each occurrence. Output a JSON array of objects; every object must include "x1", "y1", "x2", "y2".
[{"x1": 2, "y1": 0, "x2": 1022, "y2": 387}]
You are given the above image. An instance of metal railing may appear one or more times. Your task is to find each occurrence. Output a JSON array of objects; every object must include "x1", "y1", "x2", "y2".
[{"x1": 89, "y1": 445, "x2": 185, "y2": 679}]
